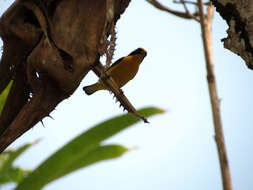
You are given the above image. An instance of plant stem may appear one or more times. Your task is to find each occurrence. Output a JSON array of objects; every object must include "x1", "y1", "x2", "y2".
[{"x1": 197, "y1": 1, "x2": 233, "y2": 190}]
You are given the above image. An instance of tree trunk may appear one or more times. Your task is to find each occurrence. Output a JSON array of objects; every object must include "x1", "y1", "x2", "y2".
[
  {"x1": 211, "y1": 0, "x2": 253, "y2": 69},
  {"x1": 0, "y1": 0, "x2": 130, "y2": 152}
]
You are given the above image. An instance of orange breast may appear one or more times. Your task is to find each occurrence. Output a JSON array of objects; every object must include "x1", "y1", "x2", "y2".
[{"x1": 106, "y1": 55, "x2": 143, "y2": 88}]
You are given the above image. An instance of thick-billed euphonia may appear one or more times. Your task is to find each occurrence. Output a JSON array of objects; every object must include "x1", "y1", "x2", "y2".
[{"x1": 83, "y1": 48, "x2": 147, "y2": 95}]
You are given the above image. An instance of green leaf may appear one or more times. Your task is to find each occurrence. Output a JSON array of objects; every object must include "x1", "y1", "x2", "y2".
[
  {"x1": 15, "y1": 107, "x2": 164, "y2": 190},
  {"x1": 0, "y1": 143, "x2": 33, "y2": 185},
  {"x1": 16, "y1": 145, "x2": 128, "y2": 190},
  {"x1": 0, "y1": 167, "x2": 30, "y2": 184},
  {"x1": 17, "y1": 144, "x2": 128, "y2": 189},
  {"x1": 0, "y1": 81, "x2": 13, "y2": 115},
  {"x1": 58, "y1": 144, "x2": 128, "y2": 179},
  {"x1": 0, "y1": 144, "x2": 32, "y2": 173}
]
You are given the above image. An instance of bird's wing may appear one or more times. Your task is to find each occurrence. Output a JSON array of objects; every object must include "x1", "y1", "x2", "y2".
[{"x1": 106, "y1": 56, "x2": 125, "y2": 72}]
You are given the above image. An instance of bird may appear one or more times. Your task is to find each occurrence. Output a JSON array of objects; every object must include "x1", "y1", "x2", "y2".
[{"x1": 83, "y1": 48, "x2": 147, "y2": 95}]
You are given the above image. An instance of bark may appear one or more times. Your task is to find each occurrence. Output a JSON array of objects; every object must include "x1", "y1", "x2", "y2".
[
  {"x1": 198, "y1": 1, "x2": 233, "y2": 190},
  {"x1": 211, "y1": 0, "x2": 253, "y2": 69},
  {"x1": 0, "y1": 0, "x2": 130, "y2": 152}
]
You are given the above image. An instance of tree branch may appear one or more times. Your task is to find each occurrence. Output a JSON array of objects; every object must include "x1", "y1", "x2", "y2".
[
  {"x1": 146, "y1": 0, "x2": 199, "y2": 21},
  {"x1": 197, "y1": 1, "x2": 233, "y2": 190},
  {"x1": 0, "y1": 0, "x2": 131, "y2": 152}
]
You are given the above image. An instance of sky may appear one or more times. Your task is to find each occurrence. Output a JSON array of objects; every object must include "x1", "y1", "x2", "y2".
[{"x1": 1, "y1": 0, "x2": 253, "y2": 190}]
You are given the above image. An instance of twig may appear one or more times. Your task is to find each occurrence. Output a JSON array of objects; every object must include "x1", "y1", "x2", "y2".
[
  {"x1": 106, "y1": 23, "x2": 117, "y2": 68},
  {"x1": 146, "y1": 0, "x2": 199, "y2": 21},
  {"x1": 91, "y1": 62, "x2": 148, "y2": 123},
  {"x1": 197, "y1": 1, "x2": 233, "y2": 190},
  {"x1": 105, "y1": 0, "x2": 116, "y2": 68},
  {"x1": 173, "y1": 0, "x2": 209, "y2": 5},
  {"x1": 146, "y1": 0, "x2": 233, "y2": 189},
  {"x1": 181, "y1": 0, "x2": 190, "y2": 14}
]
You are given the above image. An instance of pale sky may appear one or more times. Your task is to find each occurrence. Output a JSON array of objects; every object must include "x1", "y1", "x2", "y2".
[{"x1": 1, "y1": 1, "x2": 253, "y2": 190}]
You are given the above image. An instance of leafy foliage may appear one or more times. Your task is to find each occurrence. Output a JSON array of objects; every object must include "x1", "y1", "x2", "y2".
[
  {"x1": 15, "y1": 107, "x2": 164, "y2": 190},
  {"x1": 0, "y1": 80, "x2": 164, "y2": 189},
  {"x1": 0, "y1": 143, "x2": 33, "y2": 186},
  {"x1": 0, "y1": 84, "x2": 164, "y2": 190}
]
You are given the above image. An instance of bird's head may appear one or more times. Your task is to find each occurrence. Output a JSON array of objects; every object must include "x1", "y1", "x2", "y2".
[{"x1": 129, "y1": 47, "x2": 147, "y2": 57}]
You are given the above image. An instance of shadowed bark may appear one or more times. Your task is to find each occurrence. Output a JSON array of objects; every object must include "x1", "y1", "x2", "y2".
[
  {"x1": 211, "y1": 0, "x2": 253, "y2": 69},
  {"x1": 0, "y1": 0, "x2": 131, "y2": 152}
]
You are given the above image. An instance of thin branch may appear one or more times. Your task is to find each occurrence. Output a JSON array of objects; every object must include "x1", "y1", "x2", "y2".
[
  {"x1": 146, "y1": 0, "x2": 199, "y2": 21},
  {"x1": 181, "y1": 0, "x2": 190, "y2": 15},
  {"x1": 197, "y1": 1, "x2": 233, "y2": 190},
  {"x1": 106, "y1": 23, "x2": 117, "y2": 69},
  {"x1": 173, "y1": 0, "x2": 209, "y2": 5},
  {"x1": 105, "y1": 0, "x2": 116, "y2": 68},
  {"x1": 91, "y1": 62, "x2": 148, "y2": 123}
]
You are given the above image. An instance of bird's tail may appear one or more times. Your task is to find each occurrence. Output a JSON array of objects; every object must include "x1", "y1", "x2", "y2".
[{"x1": 83, "y1": 83, "x2": 103, "y2": 95}]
